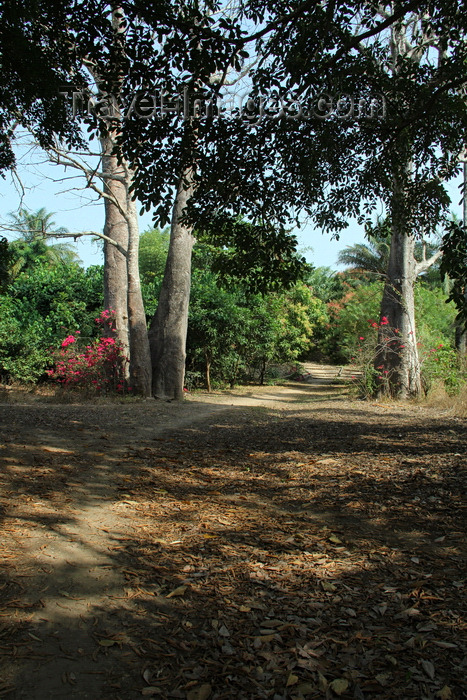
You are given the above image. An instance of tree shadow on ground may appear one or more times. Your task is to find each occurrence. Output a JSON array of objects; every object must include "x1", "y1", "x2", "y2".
[{"x1": 0, "y1": 398, "x2": 465, "y2": 699}]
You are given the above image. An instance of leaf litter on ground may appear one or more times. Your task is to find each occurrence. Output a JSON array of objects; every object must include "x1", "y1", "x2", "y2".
[{"x1": 0, "y1": 388, "x2": 465, "y2": 699}]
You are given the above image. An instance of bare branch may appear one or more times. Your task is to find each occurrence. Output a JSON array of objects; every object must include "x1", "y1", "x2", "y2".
[
  {"x1": 49, "y1": 230, "x2": 127, "y2": 256},
  {"x1": 415, "y1": 249, "x2": 442, "y2": 275},
  {"x1": 0, "y1": 223, "x2": 126, "y2": 257}
]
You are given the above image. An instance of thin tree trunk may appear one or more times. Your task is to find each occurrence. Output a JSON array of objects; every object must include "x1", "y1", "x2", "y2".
[
  {"x1": 148, "y1": 166, "x2": 195, "y2": 400},
  {"x1": 126, "y1": 194, "x2": 152, "y2": 396},
  {"x1": 205, "y1": 352, "x2": 211, "y2": 393}
]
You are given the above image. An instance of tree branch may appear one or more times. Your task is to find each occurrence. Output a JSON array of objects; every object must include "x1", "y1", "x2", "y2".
[
  {"x1": 49, "y1": 230, "x2": 127, "y2": 257},
  {"x1": 415, "y1": 248, "x2": 442, "y2": 275}
]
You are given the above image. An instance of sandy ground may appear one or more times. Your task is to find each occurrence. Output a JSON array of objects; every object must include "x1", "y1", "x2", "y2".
[{"x1": 0, "y1": 365, "x2": 465, "y2": 699}]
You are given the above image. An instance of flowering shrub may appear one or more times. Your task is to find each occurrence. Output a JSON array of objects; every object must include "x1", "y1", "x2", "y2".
[
  {"x1": 350, "y1": 316, "x2": 466, "y2": 398},
  {"x1": 349, "y1": 317, "x2": 403, "y2": 398},
  {"x1": 47, "y1": 310, "x2": 130, "y2": 394}
]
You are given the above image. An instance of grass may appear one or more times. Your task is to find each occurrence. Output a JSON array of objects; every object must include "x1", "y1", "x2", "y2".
[{"x1": 422, "y1": 380, "x2": 467, "y2": 418}]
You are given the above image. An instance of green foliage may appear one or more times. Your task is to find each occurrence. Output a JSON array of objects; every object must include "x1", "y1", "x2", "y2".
[
  {"x1": 305, "y1": 267, "x2": 346, "y2": 303},
  {"x1": 187, "y1": 270, "x2": 249, "y2": 388},
  {"x1": 0, "y1": 296, "x2": 51, "y2": 383},
  {"x1": 0, "y1": 262, "x2": 104, "y2": 383},
  {"x1": 186, "y1": 266, "x2": 328, "y2": 389},
  {"x1": 415, "y1": 285, "x2": 457, "y2": 351},
  {"x1": 6, "y1": 208, "x2": 81, "y2": 279},
  {"x1": 138, "y1": 227, "x2": 170, "y2": 285},
  {"x1": 321, "y1": 282, "x2": 383, "y2": 362},
  {"x1": 421, "y1": 343, "x2": 467, "y2": 395},
  {"x1": 319, "y1": 281, "x2": 458, "y2": 365},
  {"x1": 441, "y1": 219, "x2": 467, "y2": 328},
  {"x1": 197, "y1": 217, "x2": 311, "y2": 294},
  {"x1": 336, "y1": 226, "x2": 390, "y2": 280},
  {"x1": 0, "y1": 236, "x2": 10, "y2": 290},
  {"x1": 138, "y1": 227, "x2": 170, "y2": 318}
]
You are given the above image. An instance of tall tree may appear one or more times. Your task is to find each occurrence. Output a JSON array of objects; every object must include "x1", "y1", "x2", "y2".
[
  {"x1": 0, "y1": 0, "x2": 106, "y2": 170},
  {"x1": 13, "y1": 6, "x2": 153, "y2": 395},
  {"x1": 118, "y1": 1, "x2": 467, "y2": 399},
  {"x1": 4, "y1": 1, "x2": 467, "y2": 400}
]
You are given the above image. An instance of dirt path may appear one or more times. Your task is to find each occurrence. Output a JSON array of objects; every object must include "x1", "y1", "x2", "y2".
[{"x1": 0, "y1": 367, "x2": 465, "y2": 699}]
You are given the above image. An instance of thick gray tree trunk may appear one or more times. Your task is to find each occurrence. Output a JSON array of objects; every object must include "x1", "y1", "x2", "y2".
[
  {"x1": 96, "y1": 12, "x2": 152, "y2": 397},
  {"x1": 126, "y1": 194, "x2": 152, "y2": 396},
  {"x1": 456, "y1": 160, "x2": 467, "y2": 356},
  {"x1": 375, "y1": 221, "x2": 421, "y2": 398},
  {"x1": 101, "y1": 134, "x2": 130, "y2": 368},
  {"x1": 100, "y1": 135, "x2": 152, "y2": 395},
  {"x1": 148, "y1": 167, "x2": 195, "y2": 400},
  {"x1": 374, "y1": 21, "x2": 439, "y2": 399},
  {"x1": 375, "y1": 184, "x2": 442, "y2": 398}
]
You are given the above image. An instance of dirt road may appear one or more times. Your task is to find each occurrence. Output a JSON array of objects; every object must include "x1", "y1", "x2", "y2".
[{"x1": 0, "y1": 367, "x2": 465, "y2": 699}]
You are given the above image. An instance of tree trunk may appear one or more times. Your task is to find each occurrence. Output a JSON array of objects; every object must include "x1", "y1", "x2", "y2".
[
  {"x1": 101, "y1": 134, "x2": 130, "y2": 368},
  {"x1": 455, "y1": 160, "x2": 467, "y2": 356},
  {"x1": 375, "y1": 221, "x2": 421, "y2": 398},
  {"x1": 126, "y1": 194, "x2": 152, "y2": 396},
  {"x1": 148, "y1": 167, "x2": 195, "y2": 400},
  {"x1": 205, "y1": 351, "x2": 211, "y2": 393},
  {"x1": 259, "y1": 358, "x2": 266, "y2": 385}
]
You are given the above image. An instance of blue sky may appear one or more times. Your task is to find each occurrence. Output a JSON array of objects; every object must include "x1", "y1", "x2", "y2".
[{"x1": 1, "y1": 143, "x2": 464, "y2": 271}]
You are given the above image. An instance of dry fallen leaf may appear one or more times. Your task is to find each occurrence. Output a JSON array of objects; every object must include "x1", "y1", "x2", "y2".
[
  {"x1": 321, "y1": 581, "x2": 337, "y2": 592},
  {"x1": 141, "y1": 688, "x2": 160, "y2": 697},
  {"x1": 296, "y1": 682, "x2": 315, "y2": 694},
  {"x1": 436, "y1": 686, "x2": 452, "y2": 700},
  {"x1": 318, "y1": 672, "x2": 328, "y2": 691},
  {"x1": 186, "y1": 683, "x2": 212, "y2": 700},
  {"x1": 286, "y1": 673, "x2": 299, "y2": 687},
  {"x1": 98, "y1": 639, "x2": 116, "y2": 647},
  {"x1": 329, "y1": 534, "x2": 342, "y2": 544},
  {"x1": 166, "y1": 585, "x2": 188, "y2": 598},
  {"x1": 375, "y1": 673, "x2": 391, "y2": 686},
  {"x1": 330, "y1": 678, "x2": 349, "y2": 696},
  {"x1": 142, "y1": 669, "x2": 152, "y2": 684},
  {"x1": 420, "y1": 659, "x2": 435, "y2": 680}
]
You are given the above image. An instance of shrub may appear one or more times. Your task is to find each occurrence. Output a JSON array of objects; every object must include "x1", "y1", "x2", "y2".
[
  {"x1": 420, "y1": 343, "x2": 467, "y2": 395},
  {"x1": 47, "y1": 310, "x2": 130, "y2": 395}
]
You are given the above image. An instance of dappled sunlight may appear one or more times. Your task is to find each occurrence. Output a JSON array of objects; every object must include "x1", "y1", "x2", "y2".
[{"x1": 0, "y1": 390, "x2": 465, "y2": 698}]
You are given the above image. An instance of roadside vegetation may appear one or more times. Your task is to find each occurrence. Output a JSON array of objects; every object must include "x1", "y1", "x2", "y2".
[{"x1": 1, "y1": 217, "x2": 465, "y2": 409}]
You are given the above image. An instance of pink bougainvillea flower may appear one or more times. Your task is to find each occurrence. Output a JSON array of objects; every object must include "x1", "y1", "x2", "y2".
[{"x1": 61, "y1": 335, "x2": 76, "y2": 348}]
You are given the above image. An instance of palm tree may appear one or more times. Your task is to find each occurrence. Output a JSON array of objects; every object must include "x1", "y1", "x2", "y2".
[
  {"x1": 6, "y1": 208, "x2": 81, "y2": 276},
  {"x1": 337, "y1": 218, "x2": 391, "y2": 279},
  {"x1": 337, "y1": 216, "x2": 441, "y2": 285}
]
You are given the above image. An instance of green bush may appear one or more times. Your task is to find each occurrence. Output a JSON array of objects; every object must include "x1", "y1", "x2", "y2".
[
  {"x1": 0, "y1": 263, "x2": 104, "y2": 383},
  {"x1": 320, "y1": 281, "x2": 458, "y2": 365},
  {"x1": 186, "y1": 271, "x2": 328, "y2": 389}
]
